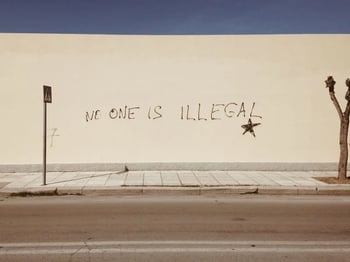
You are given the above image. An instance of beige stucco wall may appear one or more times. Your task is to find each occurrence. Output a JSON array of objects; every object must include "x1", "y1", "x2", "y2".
[{"x1": 0, "y1": 33, "x2": 349, "y2": 165}]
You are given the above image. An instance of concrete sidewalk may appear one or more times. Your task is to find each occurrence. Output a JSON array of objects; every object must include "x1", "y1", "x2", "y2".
[{"x1": 0, "y1": 170, "x2": 349, "y2": 197}]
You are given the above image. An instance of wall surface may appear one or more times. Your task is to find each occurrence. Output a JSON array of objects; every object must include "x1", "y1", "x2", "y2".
[{"x1": 0, "y1": 34, "x2": 349, "y2": 167}]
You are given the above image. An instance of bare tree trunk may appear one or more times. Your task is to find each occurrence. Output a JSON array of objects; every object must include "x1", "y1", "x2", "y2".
[
  {"x1": 339, "y1": 118, "x2": 349, "y2": 181},
  {"x1": 329, "y1": 89, "x2": 350, "y2": 181}
]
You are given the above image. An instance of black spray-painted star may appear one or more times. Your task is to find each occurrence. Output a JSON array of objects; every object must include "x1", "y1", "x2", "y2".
[{"x1": 241, "y1": 118, "x2": 261, "y2": 137}]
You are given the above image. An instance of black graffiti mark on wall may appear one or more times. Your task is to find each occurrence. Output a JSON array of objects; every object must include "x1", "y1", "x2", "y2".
[
  {"x1": 148, "y1": 105, "x2": 162, "y2": 120},
  {"x1": 84, "y1": 102, "x2": 262, "y2": 124},
  {"x1": 86, "y1": 105, "x2": 163, "y2": 122},
  {"x1": 250, "y1": 102, "x2": 262, "y2": 119},
  {"x1": 49, "y1": 128, "x2": 60, "y2": 147},
  {"x1": 109, "y1": 106, "x2": 141, "y2": 120},
  {"x1": 180, "y1": 102, "x2": 262, "y2": 120},
  {"x1": 86, "y1": 110, "x2": 101, "y2": 122},
  {"x1": 241, "y1": 118, "x2": 261, "y2": 137}
]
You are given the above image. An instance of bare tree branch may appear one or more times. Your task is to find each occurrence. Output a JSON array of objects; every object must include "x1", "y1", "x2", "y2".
[
  {"x1": 329, "y1": 92, "x2": 344, "y2": 120},
  {"x1": 325, "y1": 76, "x2": 344, "y2": 120},
  {"x1": 344, "y1": 101, "x2": 350, "y2": 118},
  {"x1": 345, "y1": 79, "x2": 350, "y2": 117}
]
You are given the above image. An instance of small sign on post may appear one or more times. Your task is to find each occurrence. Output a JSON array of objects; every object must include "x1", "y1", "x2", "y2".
[
  {"x1": 43, "y1": 85, "x2": 52, "y2": 103},
  {"x1": 43, "y1": 85, "x2": 52, "y2": 185}
]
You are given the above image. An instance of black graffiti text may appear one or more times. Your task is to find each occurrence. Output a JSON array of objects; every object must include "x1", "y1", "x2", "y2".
[{"x1": 180, "y1": 102, "x2": 262, "y2": 121}]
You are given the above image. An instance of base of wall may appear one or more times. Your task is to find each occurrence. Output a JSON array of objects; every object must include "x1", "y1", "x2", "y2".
[{"x1": 0, "y1": 162, "x2": 338, "y2": 173}]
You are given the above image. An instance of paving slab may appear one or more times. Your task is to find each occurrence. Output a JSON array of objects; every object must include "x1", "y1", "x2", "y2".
[
  {"x1": 20, "y1": 176, "x2": 42, "y2": 188},
  {"x1": 105, "y1": 172, "x2": 127, "y2": 186},
  {"x1": 265, "y1": 172, "x2": 298, "y2": 186},
  {"x1": 61, "y1": 173, "x2": 91, "y2": 187},
  {"x1": 84, "y1": 173, "x2": 111, "y2": 187},
  {"x1": 245, "y1": 172, "x2": 279, "y2": 186},
  {"x1": 4, "y1": 174, "x2": 39, "y2": 188},
  {"x1": 228, "y1": 172, "x2": 259, "y2": 185},
  {"x1": 177, "y1": 171, "x2": 200, "y2": 187},
  {"x1": 311, "y1": 171, "x2": 338, "y2": 177},
  {"x1": 282, "y1": 171, "x2": 313, "y2": 177},
  {"x1": 47, "y1": 172, "x2": 79, "y2": 186},
  {"x1": 25, "y1": 172, "x2": 65, "y2": 187},
  {"x1": 0, "y1": 173, "x2": 21, "y2": 182},
  {"x1": 124, "y1": 172, "x2": 144, "y2": 186},
  {"x1": 161, "y1": 172, "x2": 181, "y2": 186},
  {"x1": 194, "y1": 172, "x2": 221, "y2": 186},
  {"x1": 210, "y1": 172, "x2": 240, "y2": 186},
  {"x1": 144, "y1": 171, "x2": 162, "y2": 186},
  {"x1": 288, "y1": 176, "x2": 327, "y2": 186},
  {"x1": 0, "y1": 182, "x2": 10, "y2": 189}
]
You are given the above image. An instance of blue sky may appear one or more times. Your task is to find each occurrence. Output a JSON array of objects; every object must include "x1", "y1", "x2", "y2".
[{"x1": 0, "y1": 0, "x2": 349, "y2": 34}]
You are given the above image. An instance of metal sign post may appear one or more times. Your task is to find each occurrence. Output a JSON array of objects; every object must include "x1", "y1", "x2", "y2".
[{"x1": 43, "y1": 85, "x2": 52, "y2": 185}]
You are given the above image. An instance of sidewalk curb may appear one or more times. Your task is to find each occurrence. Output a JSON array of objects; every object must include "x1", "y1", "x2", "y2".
[
  {"x1": 316, "y1": 186, "x2": 350, "y2": 196},
  {"x1": 200, "y1": 186, "x2": 258, "y2": 195},
  {"x1": 1, "y1": 185, "x2": 350, "y2": 197},
  {"x1": 258, "y1": 186, "x2": 299, "y2": 195}
]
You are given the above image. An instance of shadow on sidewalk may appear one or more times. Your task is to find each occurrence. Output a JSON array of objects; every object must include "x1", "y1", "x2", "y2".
[{"x1": 46, "y1": 170, "x2": 127, "y2": 186}]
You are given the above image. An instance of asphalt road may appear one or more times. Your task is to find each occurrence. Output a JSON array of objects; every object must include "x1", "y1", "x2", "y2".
[{"x1": 0, "y1": 195, "x2": 349, "y2": 261}]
